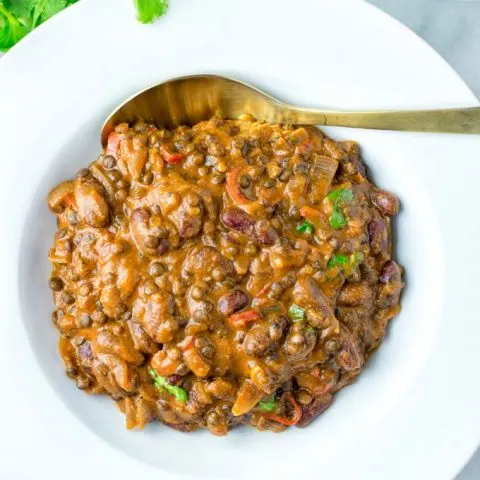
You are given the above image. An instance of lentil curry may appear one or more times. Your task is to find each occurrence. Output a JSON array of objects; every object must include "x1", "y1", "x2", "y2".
[{"x1": 48, "y1": 116, "x2": 403, "y2": 434}]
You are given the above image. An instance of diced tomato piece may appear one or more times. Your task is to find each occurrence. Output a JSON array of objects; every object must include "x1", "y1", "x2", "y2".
[
  {"x1": 160, "y1": 145, "x2": 184, "y2": 164},
  {"x1": 228, "y1": 309, "x2": 261, "y2": 328},
  {"x1": 106, "y1": 131, "x2": 121, "y2": 157},
  {"x1": 299, "y1": 205, "x2": 322, "y2": 219}
]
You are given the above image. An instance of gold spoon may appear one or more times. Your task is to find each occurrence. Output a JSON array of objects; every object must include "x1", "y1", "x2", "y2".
[{"x1": 101, "y1": 74, "x2": 480, "y2": 145}]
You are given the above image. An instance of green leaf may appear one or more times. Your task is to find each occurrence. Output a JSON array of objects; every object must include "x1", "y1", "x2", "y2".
[
  {"x1": 257, "y1": 396, "x2": 277, "y2": 412},
  {"x1": 288, "y1": 304, "x2": 305, "y2": 321},
  {"x1": 133, "y1": 0, "x2": 168, "y2": 24},
  {"x1": 329, "y1": 209, "x2": 347, "y2": 229},
  {"x1": 0, "y1": 4, "x2": 28, "y2": 51},
  {"x1": 0, "y1": 0, "x2": 77, "y2": 51},
  {"x1": 327, "y1": 187, "x2": 354, "y2": 203},
  {"x1": 296, "y1": 220, "x2": 315, "y2": 235},
  {"x1": 148, "y1": 368, "x2": 188, "y2": 403},
  {"x1": 328, "y1": 252, "x2": 362, "y2": 272},
  {"x1": 6, "y1": 1, "x2": 33, "y2": 25},
  {"x1": 33, "y1": 0, "x2": 68, "y2": 25},
  {"x1": 327, "y1": 253, "x2": 349, "y2": 269},
  {"x1": 327, "y1": 188, "x2": 353, "y2": 230}
]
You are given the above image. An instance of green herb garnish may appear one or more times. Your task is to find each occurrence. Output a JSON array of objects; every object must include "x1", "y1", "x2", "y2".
[
  {"x1": 330, "y1": 209, "x2": 348, "y2": 229},
  {"x1": 327, "y1": 188, "x2": 354, "y2": 230},
  {"x1": 296, "y1": 220, "x2": 315, "y2": 235},
  {"x1": 134, "y1": 0, "x2": 168, "y2": 23},
  {"x1": 327, "y1": 253, "x2": 349, "y2": 269},
  {"x1": 257, "y1": 396, "x2": 277, "y2": 412},
  {"x1": 148, "y1": 367, "x2": 188, "y2": 403},
  {"x1": 0, "y1": 3, "x2": 27, "y2": 51},
  {"x1": 328, "y1": 252, "x2": 362, "y2": 272},
  {"x1": 327, "y1": 188, "x2": 354, "y2": 204},
  {"x1": 288, "y1": 304, "x2": 305, "y2": 321},
  {"x1": 0, "y1": 0, "x2": 79, "y2": 52},
  {"x1": 0, "y1": 0, "x2": 169, "y2": 52}
]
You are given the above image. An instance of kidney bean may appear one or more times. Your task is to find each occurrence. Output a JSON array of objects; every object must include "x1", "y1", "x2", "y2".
[
  {"x1": 296, "y1": 394, "x2": 333, "y2": 428},
  {"x1": 77, "y1": 341, "x2": 93, "y2": 365},
  {"x1": 368, "y1": 216, "x2": 389, "y2": 255},
  {"x1": 379, "y1": 260, "x2": 402, "y2": 284},
  {"x1": 220, "y1": 208, "x2": 278, "y2": 245},
  {"x1": 335, "y1": 327, "x2": 364, "y2": 371},
  {"x1": 221, "y1": 208, "x2": 256, "y2": 235},
  {"x1": 218, "y1": 289, "x2": 250, "y2": 316},
  {"x1": 169, "y1": 195, "x2": 204, "y2": 239},
  {"x1": 371, "y1": 189, "x2": 400, "y2": 216}
]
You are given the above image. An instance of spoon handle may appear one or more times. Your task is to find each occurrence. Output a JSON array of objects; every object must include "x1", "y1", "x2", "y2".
[{"x1": 280, "y1": 106, "x2": 480, "y2": 134}]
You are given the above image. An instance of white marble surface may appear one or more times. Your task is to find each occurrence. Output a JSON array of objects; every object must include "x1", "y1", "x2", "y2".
[
  {"x1": 0, "y1": 0, "x2": 478, "y2": 478},
  {"x1": 368, "y1": 2, "x2": 479, "y2": 478}
]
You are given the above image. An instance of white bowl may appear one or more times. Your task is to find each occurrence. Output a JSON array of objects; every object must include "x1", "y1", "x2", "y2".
[{"x1": 0, "y1": 0, "x2": 479, "y2": 479}]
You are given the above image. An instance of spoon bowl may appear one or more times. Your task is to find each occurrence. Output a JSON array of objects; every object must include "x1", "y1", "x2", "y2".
[{"x1": 101, "y1": 74, "x2": 480, "y2": 146}]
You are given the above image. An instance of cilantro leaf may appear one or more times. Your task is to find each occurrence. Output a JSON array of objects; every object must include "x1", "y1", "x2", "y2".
[
  {"x1": 148, "y1": 367, "x2": 188, "y2": 403},
  {"x1": 327, "y1": 253, "x2": 349, "y2": 269},
  {"x1": 327, "y1": 187, "x2": 354, "y2": 230},
  {"x1": 288, "y1": 304, "x2": 305, "y2": 321},
  {"x1": 329, "y1": 209, "x2": 347, "y2": 229},
  {"x1": 327, "y1": 187, "x2": 354, "y2": 203},
  {"x1": 6, "y1": 1, "x2": 33, "y2": 25},
  {"x1": 32, "y1": 0, "x2": 68, "y2": 26},
  {"x1": 257, "y1": 396, "x2": 277, "y2": 412},
  {"x1": 0, "y1": 3, "x2": 28, "y2": 51},
  {"x1": 296, "y1": 219, "x2": 315, "y2": 235},
  {"x1": 0, "y1": 0, "x2": 79, "y2": 52},
  {"x1": 134, "y1": 0, "x2": 168, "y2": 24},
  {"x1": 328, "y1": 252, "x2": 363, "y2": 271},
  {"x1": 1, "y1": 0, "x2": 165, "y2": 52}
]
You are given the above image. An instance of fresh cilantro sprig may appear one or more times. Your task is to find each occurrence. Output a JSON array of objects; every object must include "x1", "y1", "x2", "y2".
[
  {"x1": 296, "y1": 219, "x2": 315, "y2": 235},
  {"x1": 327, "y1": 187, "x2": 354, "y2": 229},
  {"x1": 134, "y1": 0, "x2": 168, "y2": 23},
  {"x1": 148, "y1": 367, "x2": 188, "y2": 403},
  {"x1": 0, "y1": 3, "x2": 27, "y2": 51},
  {"x1": 1, "y1": 0, "x2": 79, "y2": 52},
  {"x1": 0, "y1": 0, "x2": 169, "y2": 52},
  {"x1": 327, "y1": 252, "x2": 362, "y2": 271},
  {"x1": 257, "y1": 395, "x2": 277, "y2": 412},
  {"x1": 288, "y1": 304, "x2": 305, "y2": 322}
]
